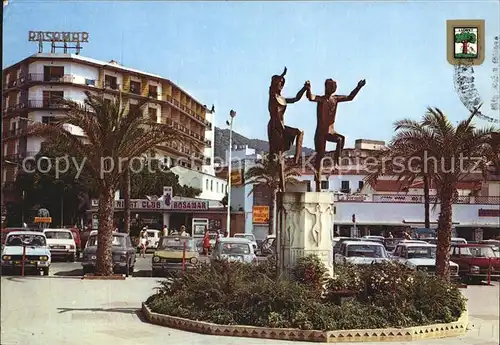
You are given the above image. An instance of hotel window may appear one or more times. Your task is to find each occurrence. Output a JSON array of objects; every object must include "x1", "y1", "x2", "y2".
[
  {"x1": 216, "y1": 182, "x2": 219, "y2": 192},
  {"x1": 206, "y1": 179, "x2": 209, "y2": 190},
  {"x1": 341, "y1": 180, "x2": 350, "y2": 192},
  {"x1": 149, "y1": 85, "x2": 158, "y2": 98},
  {"x1": 43, "y1": 66, "x2": 64, "y2": 81},
  {"x1": 42, "y1": 91, "x2": 64, "y2": 107},
  {"x1": 129, "y1": 103, "x2": 140, "y2": 115},
  {"x1": 104, "y1": 75, "x2": 118, "y2": 89},
  {"x1": 130, "y1": 81, "x2": 141, "y2": 94},
  {"x1": 320, "y1": 180, "x2": 329, "y2": 190},
  {"x1": 210, "y1": 180, "x2": 213, "y2": 191},
  {"x1": 85, "y1": 78, "x2": 96, "y2": 86},
  {"x1": 358, "y1": 181, "x2": 364, "y2": 191},
  {"x1": 148, "y1": 107, "x2": 157, "y2": 122},
  {"x1": 42, "y1": 116, "x2": 56, "y2": 125}
]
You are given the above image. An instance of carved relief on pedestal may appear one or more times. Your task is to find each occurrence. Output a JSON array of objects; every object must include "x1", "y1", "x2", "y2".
[
  {"x1": 282, "y1": 202, "x2": 302, "y2": 247},
  {"x1": 303, "y1": 203, "x2": 334, "y2": 247}
]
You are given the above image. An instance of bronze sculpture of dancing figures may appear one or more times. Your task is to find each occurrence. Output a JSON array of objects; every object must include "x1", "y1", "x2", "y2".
[
  {"x1": 268, "y1": 67, "x2": 307, "y2": 191},
  {"x1": 305, "y1": 78, "x2": 366, "y2": 191}
]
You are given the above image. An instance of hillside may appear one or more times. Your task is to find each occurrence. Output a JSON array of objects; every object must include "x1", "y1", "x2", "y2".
[{"x1": 214, "y1": 127, "x2": 314, "y2": 159}]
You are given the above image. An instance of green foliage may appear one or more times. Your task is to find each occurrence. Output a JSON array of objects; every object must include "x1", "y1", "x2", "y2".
[
  {"x1": 127, "y1": 159, "x2": 201, "y2": 198},
  {"x1": 147, "y1": 256, "x2": 466, "y2": 331},
  {"x1": 292, "y1": 254, "x2": 329, "y2": 294},
  {"x1": 454, "y1": 32, "x2": 477, "y2": 44}
]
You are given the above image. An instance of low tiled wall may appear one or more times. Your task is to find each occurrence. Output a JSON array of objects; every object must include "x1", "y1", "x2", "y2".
[{"x1": 141, "y1": 302, "x2": 468, "y2": 342}]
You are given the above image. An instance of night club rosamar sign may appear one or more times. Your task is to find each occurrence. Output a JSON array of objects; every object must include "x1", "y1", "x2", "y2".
[{"x1": 90, "y1": 199, "x2": 209, "y2": 211}]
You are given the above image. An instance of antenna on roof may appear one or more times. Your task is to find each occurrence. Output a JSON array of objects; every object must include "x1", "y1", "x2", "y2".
[{"x1": 121, "y1": 31, "x2": 124, "y2": 65}]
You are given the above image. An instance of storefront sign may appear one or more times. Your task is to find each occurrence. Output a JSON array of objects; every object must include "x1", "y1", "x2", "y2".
[
  {"x1": 478, "y1": 209, "x2": 500, "y2": 217},
  {"x1": 34, "y1": 217, "x2": 52, "y2": 223},
  {"x1": 252, "y1": 206, "x2": 269, "y2": 224},
  {"x1": 91, "y1": 198, "x2": 209, "y2": 211}
]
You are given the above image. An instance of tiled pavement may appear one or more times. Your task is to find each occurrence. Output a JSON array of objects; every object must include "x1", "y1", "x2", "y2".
[{"x1": 1, "y1": 275, "x2": 498, "y2": 345}]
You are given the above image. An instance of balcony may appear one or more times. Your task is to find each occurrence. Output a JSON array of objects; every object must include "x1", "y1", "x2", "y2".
[
  {"x1": 2, "y1": 128, "x2": 25, "y2": 139},
  {"x1": 3, "y1": 151, "x2": 39, "y2": 162},
  {"x1": 28, "y1": 73, "x2": 75, "y2": 83},
  {"x1": 28, "y1": 99, "x2": 69, "y2": 109},
  {"x1": 334, "y1": 193, "x2": 500, "y2": 205},
  {"x1": 3, "y1": 102, "x2": 27, "y2": 113},
  {"x1": 164, "y1": 95, "x2": 212, "y2": 128},
  {"x1": 148, "y1": 92, "x2": 158, "y2": 99}
]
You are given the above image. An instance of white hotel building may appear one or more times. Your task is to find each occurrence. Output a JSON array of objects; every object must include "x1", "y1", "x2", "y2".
[
  {"x1": 2, "y1": 53, "x2": 227, "y2": 206},
  {"x1": 224, "y1": 139, "x2": 500, "y2": 241}
]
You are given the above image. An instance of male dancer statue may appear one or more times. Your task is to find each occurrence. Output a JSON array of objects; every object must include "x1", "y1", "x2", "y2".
[{"x1": 305, "y1": 78, "x2": 366, "y2": 191}]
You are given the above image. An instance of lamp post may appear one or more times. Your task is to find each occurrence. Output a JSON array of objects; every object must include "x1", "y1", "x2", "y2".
[{"x1": 226, "y1": 110, "x2": 236, "y2": 235}]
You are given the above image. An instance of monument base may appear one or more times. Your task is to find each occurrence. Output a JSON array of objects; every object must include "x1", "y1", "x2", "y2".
[{"x1": 278, "y1": 192, "x2": 335, "y2": 277}]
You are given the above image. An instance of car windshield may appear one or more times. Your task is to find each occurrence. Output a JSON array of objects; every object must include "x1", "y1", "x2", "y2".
[
  {"x1": 87, "y1": 235, "x2": 125, "y2": 247},
  {"x1": 407, "y1": 246, "x2": 436, "y2": 258},
  {"x1": 147, "y1": 231, "x2": 158, "y2": 237},
  {"x1": 467, "y1": 246, "x2": 496, "y2": 258},
  {"x1": 347, "y1": 244, "x2": 386, "y2": 258},
  {"x1": 44, "y1": 231, "x2": 73, "y2": 240},
  {"x1": 157, "y1": 237, "x2": 195, "y2": 251},
  {"x1": 235, "y1": 234, "x2": 255, "y2": 241},
  {"x1": 6, "y1": 234, "x2": 46, "y2": 247},
  {"x1": 221, "y1": 243, "x2": 251, "y2": 255}
]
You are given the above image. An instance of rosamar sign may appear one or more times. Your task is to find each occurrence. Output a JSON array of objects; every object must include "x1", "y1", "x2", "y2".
[{"x1": 29, "y1": 31, "x2": 89, "y2": 42}]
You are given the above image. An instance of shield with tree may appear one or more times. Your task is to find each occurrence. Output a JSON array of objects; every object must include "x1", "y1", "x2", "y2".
[{"x1": 454, "y1": 28, "x2": 478, "y2": 58}]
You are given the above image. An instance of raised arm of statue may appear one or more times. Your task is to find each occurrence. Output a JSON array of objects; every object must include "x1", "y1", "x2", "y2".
[
  {"x1": 285, "y1": 86, "x2": 307, "y2": 104},
  {"x1": 305, "y1": 81, "x2": 320, "y2": 102},
  {"x1": 335, "y1": 79, "x2": 366, "y2": 103}
]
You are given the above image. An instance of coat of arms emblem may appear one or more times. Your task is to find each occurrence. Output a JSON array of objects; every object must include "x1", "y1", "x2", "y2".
[{"x1": 447, "y1": 20, "x2": 485, "y2": 66}]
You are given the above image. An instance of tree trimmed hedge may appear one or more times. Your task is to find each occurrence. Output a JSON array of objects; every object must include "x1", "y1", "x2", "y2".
[{"x1": 146, "y1": 255, "x2": 466, "y2": 331}]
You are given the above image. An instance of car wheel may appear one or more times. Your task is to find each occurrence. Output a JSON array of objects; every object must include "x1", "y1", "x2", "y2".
[
  {"x1": 67, "y1": 254, "x2": 76, "y2": 262},
  {"x1": 129, "y1": 264, "x2": 134, "y2": 275},
  {"x1": 82, "y1": 267, "x2": 90, "y2": 275},
  {"x1": 42, "y1": 267, "x2": 49, "y2": 276}
]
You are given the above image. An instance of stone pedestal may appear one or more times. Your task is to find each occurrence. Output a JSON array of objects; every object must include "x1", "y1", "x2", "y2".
[{"x1": 278, "y1": 192, "x2": 335, "y2": 276}]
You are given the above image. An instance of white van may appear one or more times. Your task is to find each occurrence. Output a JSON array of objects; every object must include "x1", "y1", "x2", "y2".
[{"x1": 43, "y1": 228, "x2": 77, "y2": 262}]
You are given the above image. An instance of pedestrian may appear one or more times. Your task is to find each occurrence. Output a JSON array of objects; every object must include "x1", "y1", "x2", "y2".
[
  {"x1": 202, "y1": 229, "x2": 211, "y2": 255},
  {"x1": 139, "y1": 227, "x2": 148, "y2": 258},
  {"x1": 162, "y1": 225, "x2": 168, "y2": 237},
  {"x1": 387, "y1": 232, "x2": 393, "y2": 239},
  {"x1": 179, "y1": 225, "x2": 189, "y2": 237}
]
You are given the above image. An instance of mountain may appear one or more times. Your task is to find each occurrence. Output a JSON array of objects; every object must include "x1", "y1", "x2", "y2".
[{"x1": 213, "y1": 127, "x2": 314, "y2": 159}]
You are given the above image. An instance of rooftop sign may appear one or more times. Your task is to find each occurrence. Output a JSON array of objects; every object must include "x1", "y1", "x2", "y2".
[
  {"x1": 28, "y1": 31, "x2": 88, "y2": 54},
  {"x1": 28, "y1": 31, "x2": 89, "y2": 42}
]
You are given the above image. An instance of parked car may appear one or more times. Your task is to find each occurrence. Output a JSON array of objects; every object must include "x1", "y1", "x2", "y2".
[
  {"x1": 212, "y1": 237, "x2": 257, "y2": 263},
  {"x1": 478, "y1": 240, "x2": 500, "y2": 257},
  {"x1": 450, "y1": 244, "x2": 500, "y2": 283},
  {"x1": 152, "y1": 236, "x2": 199, "y2": 277},
  {"x1": 422, "y1": 237, "x2": 468, "y2": 245},
  {"x1": 333, "y1": 237, "x2": 362, "y2": 255},
  {"x1": 334, "y1": 240, "x2": 389, "y2": 265},
  {"x1": 390, "y1": 242, "x2": 459, "y2": 279},
  {"x1": 362, "y1": 235, "x2": 385, "y2": 243},
  {"x1": 1, "y1": 231, "x2": 51, "y2": 275},
  {"x1": 233, "y1": 233, "x2": 258, "y2": 251},
  {"x1": 383, "y1": 238, "x2": 401, "y2": 252},
  {"x1": 259, "y1": 235, "x2": 276, "y2": 256},
  {"x1": 145, "y1": 229, "x2": 161, "y2": 250},
  {"x1": 81, "y1": 232, "x2": 136, "y2": 276},
  {"x1": 43, "y1": 228, "x2": 77, "y2": 262}
]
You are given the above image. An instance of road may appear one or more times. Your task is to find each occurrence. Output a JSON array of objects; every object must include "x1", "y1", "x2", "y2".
[{"x1": 47, "y1": 253, "x2": 213, "y2": 277}]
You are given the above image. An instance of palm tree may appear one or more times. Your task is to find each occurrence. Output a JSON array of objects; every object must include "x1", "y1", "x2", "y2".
[
  {"x1": 366, "y1": 106, "x2": 498, "y2": 280},
  {"x1": 245, "y1": 154, "x2": 300, "y2": 234},
  {"x1": 27, "y1": 92, "x2": 190, "y2": 275}
]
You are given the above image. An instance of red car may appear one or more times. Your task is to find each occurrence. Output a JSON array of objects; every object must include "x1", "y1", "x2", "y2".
[{"x1": 450, "y1": 244, "x2": 500, "y2": 284}]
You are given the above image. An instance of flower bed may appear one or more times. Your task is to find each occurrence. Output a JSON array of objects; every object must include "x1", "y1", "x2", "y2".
[{"x1": 145, "y1": 256, "x2": 466, "y2": 332}]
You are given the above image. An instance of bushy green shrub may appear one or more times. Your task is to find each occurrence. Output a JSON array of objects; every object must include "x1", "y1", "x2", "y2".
[
  {"x1": 147, "y1": 255, "x2": 467, "y2": 331},
  {"x1": 292, "y1": 254, "x2": 329, "y2": 294}
]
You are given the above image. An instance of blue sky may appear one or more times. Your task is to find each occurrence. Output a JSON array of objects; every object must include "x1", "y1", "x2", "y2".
[{"x1": 3, "y1": 1, "x2": 499, "y2": 149}]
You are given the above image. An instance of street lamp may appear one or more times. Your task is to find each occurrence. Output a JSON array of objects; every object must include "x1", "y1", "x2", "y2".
[{"x1": 226, "y1": 110, "x2": 236, "y2": 235}]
